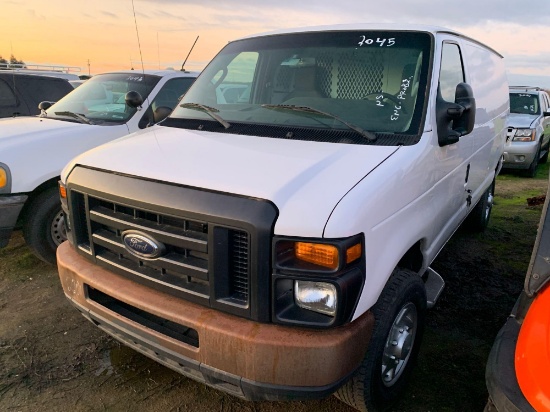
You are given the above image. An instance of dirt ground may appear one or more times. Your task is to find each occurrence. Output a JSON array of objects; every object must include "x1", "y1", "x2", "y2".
[{"x1": 1, "y1": 166, "x2": 548, "y2": 412}]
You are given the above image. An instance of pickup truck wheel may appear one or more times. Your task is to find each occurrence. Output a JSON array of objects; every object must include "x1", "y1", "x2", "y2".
[
  {"x1": 335, "y1": 267, "x2": 426, "y2": 412},
  {"x1": 540, "y1": 140, "x2": 549, "y2": 164},
  {"x1": 463, "y1": 180, "x2": 494, "y2": 232},
  {"x1": 525, "y1": 142, "x2": 541, "y2": 178},
  {"x1": 22, "y1": 187, "x2": 66, "y2": 265}
]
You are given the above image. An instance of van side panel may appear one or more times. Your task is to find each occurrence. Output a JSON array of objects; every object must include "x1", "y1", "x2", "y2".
[{"x1": 462, "y1": 42, "x2": 508, "y2": 197}]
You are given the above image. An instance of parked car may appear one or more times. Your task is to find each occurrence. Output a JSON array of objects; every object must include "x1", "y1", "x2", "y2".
[
  {"x1": 503, "y1": 86, "x2": 550, "y2": 177},
  {"x1": 486, "y1": 180, "x2": 550, "y2": 411},
  {"x1": 0, "y1": 69, "x2": 199, "y2": 264},
  {"x1": 56, "y1": 24, "x2": 508, "y2": 412},
  {"x1": 0, "y1": 72, "x2": 74, "y2": 118}
]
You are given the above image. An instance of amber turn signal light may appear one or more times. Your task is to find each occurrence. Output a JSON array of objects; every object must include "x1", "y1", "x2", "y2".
[
  {"x1": 0, "y1": 168, "x2": 6, "y2": 189},
  {"x1": 346, "y1": 243, "x2": 362, "y2": 264},
  {"x1": 295, "y1": 242, "x2": 339, "y2": 270},
  {"x1": 59, "y1": 183, "x2": 67, "y2": 199}
]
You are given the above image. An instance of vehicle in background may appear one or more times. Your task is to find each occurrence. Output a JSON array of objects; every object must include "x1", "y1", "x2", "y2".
[
  {"x1": 69, "y1": 79, "x2": 87, "y2": 88},
  {"x1": 0, "y1": 69, "x2": 199, "y2": 264},
  {"x1": 0, "y1": 72, "x2": 74, "y2": 118},
  {"x1": 56, "y1": 25, "x2": 508, "y2": 412},
  {"x1": 503, "y1": 86, "x2": 550, "y2": 177},
  {"x1": 486, "y1": 177, "x2": 550, "y2": 412},
  {"x1": 0, "y1": 63, "x2": 81, "y2": 81}
]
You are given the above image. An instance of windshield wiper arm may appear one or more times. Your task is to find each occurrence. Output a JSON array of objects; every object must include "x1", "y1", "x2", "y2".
[
  {"x1": 179, "y1": 102, "x2": 231, "y2": 129},
  {"x1": 261, "y1": 104, "x2": 377, "y2": 142},
  {"x1": 54, "y1": 111, "x2": 92, "y2": 125}
]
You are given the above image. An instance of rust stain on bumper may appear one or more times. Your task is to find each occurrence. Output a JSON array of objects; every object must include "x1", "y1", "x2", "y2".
[{"x1": 57, "y1": 242, "x2": 374, "y2": 387}]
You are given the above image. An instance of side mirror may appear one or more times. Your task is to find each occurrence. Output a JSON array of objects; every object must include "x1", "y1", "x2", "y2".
[
  {"x1": 125, "y1": 91, "x2": 143, "y2": 109},
  {"x1": 543, "y1": 111, "x2": 550, "y2": 117},
  {"x1": 38, "y1": 101, "x2": 53, "y2": 111},
  {"x1": 436, "y1": 83, "x2": 476, "y2": 147}
]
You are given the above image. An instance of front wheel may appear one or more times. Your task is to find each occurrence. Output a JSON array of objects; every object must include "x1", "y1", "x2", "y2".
[
  {"x1": 335, "y1": 267, "x2": 426, "y2": 412},
  {"x1": 524, "y1": 142, "x2": 541, "y2": 178},
  {"x1": 22, "y1": 187, "x2": 67, "y2": 265}
]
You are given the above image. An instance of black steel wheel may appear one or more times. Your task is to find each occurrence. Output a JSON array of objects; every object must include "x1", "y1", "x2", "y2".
[{"x1": 22, "y1": 187, "x2": 66, "y2": 265}]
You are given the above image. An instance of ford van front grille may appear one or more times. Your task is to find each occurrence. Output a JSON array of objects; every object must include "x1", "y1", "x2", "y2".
[{"x1": 65, "y1": 167, "x2": 276, "y2": 322}]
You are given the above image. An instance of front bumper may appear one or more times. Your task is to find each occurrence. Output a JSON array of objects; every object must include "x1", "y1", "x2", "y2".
[
  {"x1": 57, "y1": 241, "x2": 374, "y2": 400},
  {"x1": 502, "y1": 141, "x2": 539, "y2": 170},
  {"x1": 0, "y1": 194, "x2": 27, "y2": 248}
]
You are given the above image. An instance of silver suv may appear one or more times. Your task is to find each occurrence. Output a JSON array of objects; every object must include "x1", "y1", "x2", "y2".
[{"x1": 504, "y1": 86, "x2": 550, "y2": 177}]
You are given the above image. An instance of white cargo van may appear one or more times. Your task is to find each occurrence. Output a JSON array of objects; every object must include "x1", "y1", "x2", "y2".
[
  {"x1": 56, "y1": 25, "x2": 508, "y2": 411},
  {"x1": 0, "y1": 69, "x2": 198, "y2": 264}
]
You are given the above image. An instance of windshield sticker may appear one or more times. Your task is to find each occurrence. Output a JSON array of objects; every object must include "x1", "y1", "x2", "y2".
[
  {"x1": 397, "y1": 77, "x2": 413, "y2": 100},
  {"x1": 391, "y1": 76, "x2": 413, "y2": 121},
  {"x1": 126, "y1": 76, "x2": 144, "y2": 82},
  {"x1": 358, "y1": 36, "x2": 395, "y2": 47},
  {"x1": 518, "y1": 94, "x2": 535, "y2": 97}
]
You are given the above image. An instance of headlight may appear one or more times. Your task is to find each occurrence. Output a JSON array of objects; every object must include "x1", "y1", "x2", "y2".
[
  {"x1": 272, "y1": 234, "x2": 365, "y2": 327},
  {"x1": 295, "y1": 280, "x2": 337, "y2": 316},
  {"x1": 513, "y1": 129, "x2": 536, "y2": 141},
  {"x1": 0, "y1": 163, "x2": 11, "y2": 194}
]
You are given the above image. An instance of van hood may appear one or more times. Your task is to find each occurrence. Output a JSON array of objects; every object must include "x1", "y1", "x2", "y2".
[
  {"x1": 507, "y1": 113, "x2": 539, "y2": 129},
  {"x1": 0, "y1": 116, "x2": 129, "y2": 193},
  {"x1": 65, "y1": 126, "x2": 399, "y2": 237}
]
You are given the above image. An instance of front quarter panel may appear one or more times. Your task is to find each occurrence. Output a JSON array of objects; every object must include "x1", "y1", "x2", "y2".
[{"x1": 324, "y1": 135, "x2": 469, "y2": 317}]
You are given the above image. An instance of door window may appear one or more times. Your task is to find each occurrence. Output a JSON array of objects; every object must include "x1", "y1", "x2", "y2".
[{"x1": 439, "y1": 43, "x2": 465, "y2": 102}]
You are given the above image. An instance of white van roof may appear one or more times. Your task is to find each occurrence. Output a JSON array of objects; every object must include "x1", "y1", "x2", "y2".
[{"x1": 236, "y1": 23, "x2": 502, "y2": 57}]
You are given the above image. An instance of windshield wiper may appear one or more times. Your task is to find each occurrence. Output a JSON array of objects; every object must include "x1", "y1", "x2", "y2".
[
  {"x1": 54, "y1": 111, "x2": 92, "y2": 125},
  {"x1": 179, "y1": 103, "x2": 231, "y2": 129},
  {"x1": 261, "y1": 104, "x2": 377, "y2": 142}
]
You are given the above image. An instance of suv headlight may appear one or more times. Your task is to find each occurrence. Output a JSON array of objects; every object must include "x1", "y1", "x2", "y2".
[
  {"x1": 513, "y1": 128, "x2": 536, "y2": 142},
  {"x1": 0, "y1": 163, "x2": 11, "y2": 194}
]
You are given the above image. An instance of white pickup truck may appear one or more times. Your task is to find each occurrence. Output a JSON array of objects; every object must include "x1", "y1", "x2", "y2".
[
  {"x1": 57, "y1": 25, "x2": 508, "y2": 411},
  {"x1": 0, "y1": 69, "x2": 198, "y2": 264}
]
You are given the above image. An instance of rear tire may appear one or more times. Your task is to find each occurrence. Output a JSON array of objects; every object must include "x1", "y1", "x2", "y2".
[
  {"x1": 335, "y1": 267, "x2": 426, "y2": 412},
  {"x1": 463, "y1": 180, "x2": 495, "y2": 232},
  {"x1": 22, "y1": 187, "x2": 66, "y2": 265}
]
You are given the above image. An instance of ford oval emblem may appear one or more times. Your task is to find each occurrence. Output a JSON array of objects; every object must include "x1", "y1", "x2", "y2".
[{"x1": 121, "y1": 231, "x2": 165, "y2": 259}]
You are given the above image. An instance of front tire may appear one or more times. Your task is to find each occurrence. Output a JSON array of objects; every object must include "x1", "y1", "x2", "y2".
[
  {"x1": 525, "y1": 142, "x2": 541, "y2": 178},
  {"x1": 540, "y1": 139, "x2": 549, "y2": 164},
  {"x1": 22, "y1": 187, "x2": 66, "y2": 265},
  {"x1": 335, "y1": 267, "x2": 426, "y2": 412}
]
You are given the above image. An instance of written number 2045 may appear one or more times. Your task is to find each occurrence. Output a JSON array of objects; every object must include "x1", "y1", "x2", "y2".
[{"x1": 358, "y1": 37, "x2": 395, "y2": 47}]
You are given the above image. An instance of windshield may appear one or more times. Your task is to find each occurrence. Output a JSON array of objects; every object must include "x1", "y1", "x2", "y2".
[
  {"x1": 510, "y1": 93, "x2": 540, "y2": 115},
  {"x1": 45, "y1": 73, "x2": 161, "y2": 124},
  {"x1": 167, "y1": 31, "x2": 432, "y2": 145}
]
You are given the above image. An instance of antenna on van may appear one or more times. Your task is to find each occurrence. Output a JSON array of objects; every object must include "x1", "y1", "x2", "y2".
[
  {"x1": 181, "y1": 36, "x2": 199, "y2": 72},
  {"x1": 131, "y1": 0, "x2": 145, "y2": 74}
]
